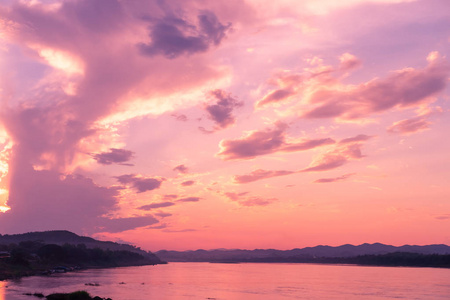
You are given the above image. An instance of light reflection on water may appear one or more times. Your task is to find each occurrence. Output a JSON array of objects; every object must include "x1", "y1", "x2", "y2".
[{"x1": 1, "y1": 263, "x2": 450, "y2": 299}]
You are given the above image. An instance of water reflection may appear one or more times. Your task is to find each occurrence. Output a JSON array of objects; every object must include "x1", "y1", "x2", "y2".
[{"x1": 3, "y1": 263, "x2": 450, "y2": 300}]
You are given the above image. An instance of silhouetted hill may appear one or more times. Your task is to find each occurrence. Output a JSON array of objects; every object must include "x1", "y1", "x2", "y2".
[
  {"x1": 156, "y1": 243, "x2": 450, "y2": 262},
  {"x1": 0, "y1": 230, "x2": 161, "y2": 262},
  {"x1": 0, "y1": 230, "x2": 165, "y2": 280}
]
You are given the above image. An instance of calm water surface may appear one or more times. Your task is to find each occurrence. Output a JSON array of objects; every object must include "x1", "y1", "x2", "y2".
[{"x1": 1, "y1": 263, "x2": 449, "y2": 299}]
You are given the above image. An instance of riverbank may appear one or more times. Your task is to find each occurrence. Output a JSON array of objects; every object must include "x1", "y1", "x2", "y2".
[{"x1": 0, "y1": 259, "x2": 164, "y2": 281}]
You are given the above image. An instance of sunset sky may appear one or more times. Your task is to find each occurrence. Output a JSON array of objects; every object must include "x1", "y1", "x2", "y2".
[{"x1": 0, "y1": 0, "x2": 449, "y2": 251}]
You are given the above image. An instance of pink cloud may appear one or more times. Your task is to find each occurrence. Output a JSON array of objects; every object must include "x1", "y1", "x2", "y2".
[
  {"x1": 302, "y1": 135, "x2": 373, "y2": 172},
  {"x1": 1, "y1": 168, "x2": 158, "y2": 234},
  {"x1": 257, "y1": 53, "x2": 449, "y2": 121},
  {"x1": 217, "y1": 123, "x2": 335, "y2": 160},
  {"x1": 233, "y1": 169, "x2": 296, "y2": 184},
  {"x1": 339, "y1": 53, "x2": 362, "y2": 71},
  {"x1": 224, "y1": 192, "x2": 249, "y2": 201},
  {"x1": 387, "y1": 116, "x2": 431, "y2": 134},
  {"x1": 303, "y1": 56, "x2": 449, "y2": 120},
  {"x1": 314, "y1": 173, "x2": 356, "y2": 183},
  {"x1": 224, "y1": 192, "x2": 277, "y2": 207},
  {"x1": 339, "y1": 134, "x2": 373, "y2": 144}
]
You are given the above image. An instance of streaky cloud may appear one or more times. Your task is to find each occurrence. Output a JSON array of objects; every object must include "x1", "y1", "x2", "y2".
[
  {"x1": 234, "y1": 169, "x2": 296, "y2": 184},
  {"x1": 138, "y1": 202, "x2": 175, "y2": 210},
  {"x1": 314, "y1": 173, "x2": 356, "y2": 183},
  {"x1": 217, "y1": 122, "x2": 335, "y2": 160}
]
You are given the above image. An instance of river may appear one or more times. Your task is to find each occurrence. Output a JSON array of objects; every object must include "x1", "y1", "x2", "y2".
[{"x1": 1, "y1": 262, "x2": 449, "y2": 299}]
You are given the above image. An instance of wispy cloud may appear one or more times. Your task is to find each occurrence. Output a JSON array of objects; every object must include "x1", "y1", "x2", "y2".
[
  {"x1": 138, "y1": 202, "x2": 175, "y2": 211},
  {"x1": 314, "y1": 173, "x2": 356, "y2": 183},
  {"x1": 217, "y1": 123, "x2": 334, "y2": 160},
  {"x1": 224, "y1": 192, "x2": 277, "y2": 206},
  {"x1": 177, "y1": 197, "x2": 201, "y2": 202},
  {"x1": 234, "y1": 169, "x2": 296, "y2": 184},
  {"x1": 302, "y1": 135, "x2": 374, "y2": 172},
  {"x1": 387, "y1": 116, "x2": 431, "y2": 135}
]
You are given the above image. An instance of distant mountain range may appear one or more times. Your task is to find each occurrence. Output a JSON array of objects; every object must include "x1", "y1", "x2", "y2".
[
  {"x1": 0, "y1": 230, "x2": 161, "y2": 263},
  {"x1": 156, "y1": 243, "x2": 450, "y2": 262}
]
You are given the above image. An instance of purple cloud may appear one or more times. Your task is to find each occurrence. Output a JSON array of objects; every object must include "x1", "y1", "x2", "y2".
[
  {"x1": 181, "y1": 180, "x2": 195, "y2": 186},
  {"x1": 154, "y1": 212, "x2": 172, "y2": 218},
  {"x1": 163, "y1": 194, "x2": 178, "y2": 200},
  {"x1": 204, "y1": 89, "x2": 243, "y2": 130},
  {"x1": 303, "y1": 57, "x2": 449, "y2": 120},
  {"x1": 0, "y1": 169, "x2": 121, "y2": 234},
  {"x1": 138, "y1": 11, "x2": 231, "y2": 59},
  {"x1": 256, "y1": 88, "x2": 296, "y2": 108},
  {"x1": 177, "y1": 197, "x2": 201, "y2": 202},
  {"x1": 339, "y1": 134, "x2": 373, "y2": 144},
  {"x1": 217, "y1": 123, "x2": 335, "y2": 160},
  {"x1": 387, "y1": 116, "x2": 431, "y2": 134},
  {"x1": 115, "y1": 174, "x2": 164, "y2": 193},
  {"x1": 138, "y1": 202, "x2": 175, "y2": 211},
  {"x1": 173, "y1": 164, "x2": 189, "y2": 174},
  {"x1": 233, "y1": 169, "x2": 296, "y2": 184},
  {"x1": 302, "y1": 135, "x2": 373, "y2": 172},
  {"x1": 92, "y1": 148, "x2": 134, "y2": 165}
]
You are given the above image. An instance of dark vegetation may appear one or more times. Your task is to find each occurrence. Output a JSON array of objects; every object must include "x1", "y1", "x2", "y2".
[
  {"x1": 156, "y1": 243, "x2": 450, "y2": 262},
  {"x1": 45, "y1": 290, "x2": 110, "y2": 300},
  {"x1": 0, "y1": 231, "x2": 165, "y2": 281},
  {"x1": 236, "y1": 252, "x2": 450, "y2": 268},
  {"x1": 157, "y1": 243, "x2": 450, "y2": 268},
  {"x1": 25, "y1": 290, "x2": 111, "y2": 300}
]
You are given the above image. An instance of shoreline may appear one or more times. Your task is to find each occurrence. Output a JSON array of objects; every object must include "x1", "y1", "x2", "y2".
[{"x1": 0, "y1": 261, "x2": 166, "y2": 282}]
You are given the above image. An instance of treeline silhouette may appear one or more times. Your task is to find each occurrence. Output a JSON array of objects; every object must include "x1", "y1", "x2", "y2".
[
  {"x1": 0, "y1": 240, "x2": 162, "y2": 280},
  {"x1": 238, "y1": 252, "x2": 450, "y2": 268}
]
